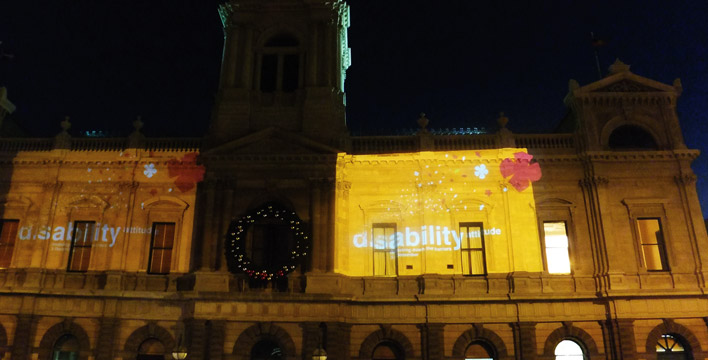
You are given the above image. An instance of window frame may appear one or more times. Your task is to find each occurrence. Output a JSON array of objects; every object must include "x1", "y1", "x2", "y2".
[
  {"x1": 622, "y1": 198, "x2": 672, "y2": 273},
  {"x1": 536, "y1": 199, "x2": 577, "y2": 275},
  {"x1": 636, "y1": 217, "x2": 670, "y2": 272},
  {"x1": 67, "y1": 221, "x2": 96, "y2": 272},
  {"x1": 459, "y1": 222, "x2": 487, "y2": 276},
  {"x1": 541, "y1": 220, "x2": 572, "y2": 274},
  {"x1": 147, "y1": 222, "x2": 176, "y2": 274},
  {"x1": 256, "y1": 34, "x2": 303, "y2": 94},
  {"x1": 0, "y1": 219, "x2": 19, "y2": 269},
  {"x1": 372, "y1": 223, "x2": 398, "y2": 276}
]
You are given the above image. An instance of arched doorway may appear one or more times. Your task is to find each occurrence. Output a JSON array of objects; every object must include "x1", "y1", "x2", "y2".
[
  {"x1": 656, "y1": 334, "x2": 691, "y2": 360},
  {"x1": 52, "y1": 334, "x2": 79, "y2": 360},
  {"x1": 250, "y1": 339, "x2": 284, "y2": 360},
  {"x1": 554, "y1": 339, "x2": 585, "y2": 360},
  {"x1": 465, "y1": 341, "x2": 494, "y2": 359},
  {"x1": 137, "y1": 338, "x2": 166, "y2": 360},
  {"x1": 372, "y1": 341, "x2": 403, "y2": 360}
]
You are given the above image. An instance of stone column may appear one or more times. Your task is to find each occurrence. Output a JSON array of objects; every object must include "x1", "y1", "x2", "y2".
[
  {"x1": 310, "y1": 180, "x2": 323, "y2": 272},
  {"x1": 512, "y1": 322, "x2": 536, "y2": 360},
  {"x1": 11, "y1": 315, "x2": 36, "y2": 360},
  {"x1": 418, "y1": 323, "x2": 445, "y2": 360},
  {"x1": 94, "y1": 318, "x2": 118, "y2": 360}
]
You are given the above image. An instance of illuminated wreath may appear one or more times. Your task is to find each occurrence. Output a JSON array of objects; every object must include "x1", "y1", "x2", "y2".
[{"x1": 225, "y1": 204, "x2": 309, "y2": 281}]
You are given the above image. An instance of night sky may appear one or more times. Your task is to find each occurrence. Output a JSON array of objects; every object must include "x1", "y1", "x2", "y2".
[{"x1": 1, "y1": 1, "x2": 708, "y2": 210}]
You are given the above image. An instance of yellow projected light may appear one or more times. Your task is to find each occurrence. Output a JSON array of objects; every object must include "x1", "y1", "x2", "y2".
[{"x1": 334, "y1": 149, "x2": 543, "y2": 276}]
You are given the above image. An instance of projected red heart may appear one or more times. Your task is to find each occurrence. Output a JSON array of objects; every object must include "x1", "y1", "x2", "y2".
[
  {"x1": 499, "y1": 152, "x2": 542, "y2": 192},
  {"x1": 167, "y1": 152, "x2": 205, "y2": 192}
]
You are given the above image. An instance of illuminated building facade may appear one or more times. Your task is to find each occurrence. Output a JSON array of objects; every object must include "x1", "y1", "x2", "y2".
[{"x1": 0, "y1": 1, "x2": 706, "y2": 359}]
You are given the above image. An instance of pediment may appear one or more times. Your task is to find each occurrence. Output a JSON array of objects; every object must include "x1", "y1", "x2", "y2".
[
  {"x1": 202, "y1": 127, "x2": 341, "y2": 156},
  {"x1": 575, "y1": 70, "x2": 678, "y2": 95},
  {"x1": 591, "y1": 79, "x2": 663, "y2": 93}
]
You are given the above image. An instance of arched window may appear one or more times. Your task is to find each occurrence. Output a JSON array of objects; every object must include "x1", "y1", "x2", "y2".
[
  {"x1": 53, "y1": 334, "x2": 79, "y2": 360},
  {"x1": 372, "y1": 341, "x2": 403, "y2": 360},
  {"x1": 555, "y1": 339, "x2": 584, "y2": 360},
  {"x1": 137, "y1": 338, "x2": 165, "y2": 360},
  {"x1": 259, "y1": 34, "x2": 301, "y2": 93},
  {"x1": 251, "y1": 339, "x2": 284, "y2": 360},
  {"x1": 465, "y1": 341, "x2": 494, "y2": 359},
  {"x1": 656, "y1": 334, "x2": 690, "y2": 360},
  {"x1": 608, "y1": 125, "x2": 659, "y2": 150}
]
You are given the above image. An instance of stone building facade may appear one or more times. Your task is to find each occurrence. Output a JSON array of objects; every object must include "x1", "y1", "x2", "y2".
[{"x1": 0, "y1": 1, "x2": 707, "y2": 359}]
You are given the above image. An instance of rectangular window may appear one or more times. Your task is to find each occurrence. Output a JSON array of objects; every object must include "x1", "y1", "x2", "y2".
[
  {"x1": 637, "y1": 218, "x2": 668, "y2": 271},
  {"x1": 260, "y1": 54, "x2": 278, "y2": 92},
  {"x1": 68, "y1": 221, "x2": 95, "y2": 272},
  {"x1": 372, "y1": 223, "x2": 397, "y2": 276},
  {"x1": 543, "y1": 221, "x2": 571, "y2": 274},
  {"x1": 148, "y1": 222, "x2": 175, "y2": 274},
  {"x1": 459, "y1": 222, "x2": 486, "y2": 275},
  {"x1": 0, "y1": 220, "x2": 19, "y2": 268}
]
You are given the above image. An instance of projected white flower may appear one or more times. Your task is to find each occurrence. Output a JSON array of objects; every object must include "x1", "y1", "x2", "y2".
[
  {"x1": 143, "y1": 163, "x2": 157, "y2": 178},
  {"x1": 474, "y1": 164, "x2": 488, "y2": 179}
]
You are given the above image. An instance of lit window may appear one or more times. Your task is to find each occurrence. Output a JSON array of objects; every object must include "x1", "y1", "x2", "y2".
[
  {"x1": 373, "y1": 223, "x2": 397, "y2": 276},
  {"x1": 656, "y1": 334, "x2": 689, "y2": 360},
  {"x1": 465, "y1": 341, "x2": 494, "y2": 359},
  {"x1": 68, "y1": 221, "x2": 95, "y2": 272},
  {"x1": 555, "y1": 339, "x2": 584, "y2": 360},
  {"x1": 637, "y1": 218, "x2": 668, "y2": 271},
  {"x1": 543, "y1": 221, "x2": 571, "y2": 274},
  {"x1": 148, "y1": 223, "x2": 175, "y2": 274},
  {"x1": 53, "y1": 334, "x2": 79, "y2": 360},
  {"x1": 460, "y1": 222, "x2": 486, "y2": 275},
  {"x1": 0, "y1": 219, "x2": 19, "y2": 268}
]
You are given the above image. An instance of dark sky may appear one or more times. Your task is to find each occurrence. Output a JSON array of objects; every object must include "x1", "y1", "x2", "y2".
[{"x1": 1, "y1": 1, "x2": 708, "y2": 210}]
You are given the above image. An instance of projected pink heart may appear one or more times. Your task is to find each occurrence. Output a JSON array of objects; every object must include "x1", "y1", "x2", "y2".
[{"x1": 500, "y1": 152, "x2": 542, "y2": 192}]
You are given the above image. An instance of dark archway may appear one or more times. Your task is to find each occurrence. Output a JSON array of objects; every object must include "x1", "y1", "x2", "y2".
[
  {"x1": 608, "y1": 124, "x2": 659, "y2": 150},
  {"x1": 37, "y1": 319, "x2": 91, "y2": 360},
  {"x1": 232, "y1": 323, "x2": 296, "y2": 360},
  {"x1": 358, "y1": 327, "x2": 415, "y2": 360},
  {"x1": 123, "y1": 323, "x2": 175, "y2": 360},
  {"x1": 452, "y1": 325, "x2": 509, "y2": 359}
]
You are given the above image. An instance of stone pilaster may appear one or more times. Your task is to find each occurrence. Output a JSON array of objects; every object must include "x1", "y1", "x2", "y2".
[
  {"x1": 207, "y1": 320, "x2": 226, "y2": 360},
  {"x1": 186, "y1": 319, "x2": 207, "y2": 360},
  {"x1": 300, "y1": 322, "x2": 320, "y2": 360},
  {"x1": 418, "y1": 323, "x2": 444, "y2": 360},
  {"x1": 512, "y1": 322, "x2": 536, "y2": 360},
  {"x1": 11, "y1": 314, "x2": 36, "y2": 360},
  {"x1": 326, "y1": 322, "x2": 351, "y2": 360},
  {"x1": 94, "y1": 318, "x2": 118, "y2": 360}
]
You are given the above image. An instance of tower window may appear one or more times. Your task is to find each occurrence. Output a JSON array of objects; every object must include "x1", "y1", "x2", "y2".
[
  {"x1": 608, "y1": 125, "x2": 659, "y2": 150},
  {"x1": 258, "y1": 34, "x2": 301, "y2": 93},
  {"x1": 637, "y1": 218, "x2": 669, "y2": 271}
]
